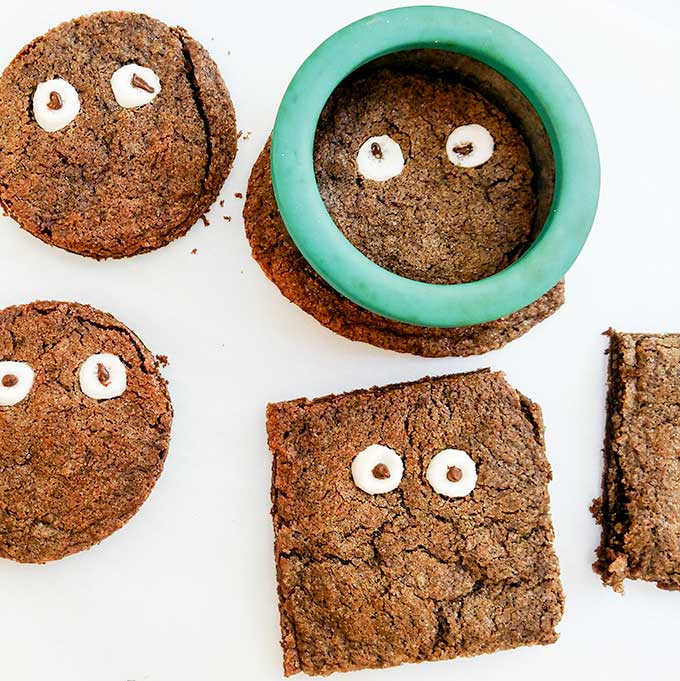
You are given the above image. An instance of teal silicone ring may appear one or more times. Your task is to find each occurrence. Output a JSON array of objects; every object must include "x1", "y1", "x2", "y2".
[{"x1": 271, "y1": 6, "x2": 600, "y2": 328}]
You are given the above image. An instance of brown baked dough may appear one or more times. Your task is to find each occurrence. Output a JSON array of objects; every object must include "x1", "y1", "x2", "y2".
[
  {"x1": 0, "y1": 301, "x2": 172, "y2": 563},
  {"x1": 592, "y1": 330, "x2": 680, "y2": 592},
  {"x1": 0, "y1": 11, "x2": 237, "y2": 259},
  {"x1": 244, "y1": 140, "x2": 564, "y2": 357},
  {"x1": 268, "y1": 370, "x2": 564, "y2": 676},
  {"x1": 315, "y1": 68, "x2": 537, "y2": 284}
]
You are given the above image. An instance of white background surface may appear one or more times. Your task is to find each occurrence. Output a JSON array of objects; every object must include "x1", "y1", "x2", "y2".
[{"x1": 0, "y1": 1, "x2": 678, "y2": 679}]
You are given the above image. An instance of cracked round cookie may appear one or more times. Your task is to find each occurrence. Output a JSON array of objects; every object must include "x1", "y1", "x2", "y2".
[
  {"x1": 267, "y1": 371, "x2": 564, "y2": 676},
  {"x1": 244, "y1": 140, "x2": 564, "y2": 357},
  {"x1": 0, "y1": 11, "x2": 237, "y2": 259},
  {"x1": 0, "y1": 301, "x2": 172, "y2": 563}
]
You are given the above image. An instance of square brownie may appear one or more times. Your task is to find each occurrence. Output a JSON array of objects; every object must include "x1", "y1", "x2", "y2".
[
  {"x1": 267, "y1": 370, "x2": 564, "y2": 676},
  {"x1": 593, "y1": 331, "x2": 680, "y2": 592}
]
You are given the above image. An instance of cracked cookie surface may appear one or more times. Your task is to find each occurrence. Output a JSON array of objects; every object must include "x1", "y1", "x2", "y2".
[
  {"x1": 314, "y1": 68, "x2": 537, "y2": 284},
  {"x1": 244, "y1": 140, "x2": 564, "y2": 357},
  {"x1": 0, "y1": 301, "x2": 172, "y2": 563},
  {"x1": 0, "y1": 11, "x2": 237, "y2": 259},
  {"x1": 267, "y1": 371, "x2": 564, "y2": 676},
  {"x1": 593, "y1": 330, "x2": 680, "y2": 592}
]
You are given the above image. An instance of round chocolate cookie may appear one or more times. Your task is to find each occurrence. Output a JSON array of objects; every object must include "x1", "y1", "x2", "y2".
[
  {"x1": 314, "y1": 67, "x2": 537, "y2": 284},
  {"x1": 0, "y1": 301, "x2": 172, "y2": 563},
  {"x1": 0, "y1": 12, "x2": 237, "y2": 259},
  {"x1": 244, "y1": 141, "x2": 564, "y2": 358}
]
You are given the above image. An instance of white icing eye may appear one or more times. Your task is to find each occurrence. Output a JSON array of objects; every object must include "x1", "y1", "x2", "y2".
[
  {"x1": 446, "y1": 124, "x2": 494, "y2": 168},
  {"x1": 32, "y1": 78, "x2": 80, "y2": 132},
  {"x1": 351, "y1": 444, "x2": 403, "y2": 494},
  {"x1": 110, "y1": 64, "x2": 161, "y2": 108},
  {"x1": 0, "y1": 361, "x2": 35, "y2": 407},
  {"x1": 356, "y1": 135, "x2": 404, "y2": 182},
  {"x1": 426, "y1": 449, "x2": 477, "y2": 498},
  {"x1": 79, "y1": 353, "x2": 127, "y2": 400}
]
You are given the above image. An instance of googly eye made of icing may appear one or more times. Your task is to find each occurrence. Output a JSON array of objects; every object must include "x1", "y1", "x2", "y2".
[
  {"x1": 446, "y1": 124, "x2": 494, "y2": 168},
  {"x1": 79, "y1": 353, "x2": 127, "y2": 400},
  {"x1": 0, "y1": 361, "x2": 35, "y2": 407},
  {"x1": 33, "y1": 78, "x2": 80, "y2": 132},
  {"x1": 426, "y1": 449, "x2": 477, "y2": 498},
  {"x1": 110, "y1": 64, "x2": 161, "y2": 109},
  {"x1": 351, "y1": 444, "x2": 403, "y2": 494},
  {"x1": 356, "y1": 135, "x2": 405, "y2": 182}
]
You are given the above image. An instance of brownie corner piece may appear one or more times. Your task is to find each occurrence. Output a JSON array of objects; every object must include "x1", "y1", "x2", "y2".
[
  {"x1": 267, "y1": 371, "x2": 563, "y2": 676},
  {"x1": 593, "y1": 330, "x2": 680, "y2": 593}
]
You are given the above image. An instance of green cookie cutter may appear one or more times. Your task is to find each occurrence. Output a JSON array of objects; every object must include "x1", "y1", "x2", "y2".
[{"x1": 271, "y1": 6, "x2": 600, "y2": 328}]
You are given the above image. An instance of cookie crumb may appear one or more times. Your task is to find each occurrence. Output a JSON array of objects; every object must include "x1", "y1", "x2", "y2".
[
  {"x1": 191, "y1": 248, "x2": 198, "y2": 255},
  {"x1": 219, "y1": 200, "x2": 225, "y2": 207},
  {"x1": 223, "y1": 215, "x2": 232, "y2": 222},
  {"x1": 234, "y1": 192, "x2": 243, "y2": 199},
  {"x1": 156, "y1": 354, "x2": 169, "y2": 367},
  {"x1": 200, "y1": 215, "x2": 210, "y2": 227}
]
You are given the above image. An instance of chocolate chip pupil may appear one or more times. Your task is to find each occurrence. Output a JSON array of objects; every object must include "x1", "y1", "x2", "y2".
[
  {"x1": 47, "y1": 91, "x2": 63, "y2": 110},
  {"x1": 372, "y1": 463, "x2": 391, "y2": 480},
  {"x1": 452, "y1": 142, "x2": 474, "y2": 156},
  {"x1": 2, "y1": 374, "x2": 18, "y2": 388},
  {"x1": 131, "y1": 73, "x2": 155, "y2": 93},
  {"x1": 97, "y1": 363, "x2": 111, "y2": 386},
  {"x1": 370, "y1": 142, "x2": 383, "y2": 159},
  {"x1": 447, "y1": 466, "x2": 463, "y2": 483}
]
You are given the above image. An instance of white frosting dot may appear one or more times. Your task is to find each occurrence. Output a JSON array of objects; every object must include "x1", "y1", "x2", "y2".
[
  {"x1": 0, "y1": 361, "x2": 35, "y2": 407},
  {"x1": 351, "y1": 444, "x2": 403, "y2": 494},
  {"x1": 110, "y1": 64, "x2": 161, "y2": 108},
  {"x1": 446, "y1": 124, "x2": 494, "y2": 168},
  {"x1": 79, "y1": 353, "x2": 127, "y2": 400},
  {"x1": 33, "y1": 78, "x2": 80, "y2": 132},
  {"x1": 426, "y1": 449, "x2": 477, "y2": 498},
  {"x1": 356, "y1": 135, "x2": 404, "y2": 181}
]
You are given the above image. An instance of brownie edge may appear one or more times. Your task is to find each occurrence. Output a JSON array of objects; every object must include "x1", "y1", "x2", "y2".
[
  {"x1": 268, "y1": 371, "x2": 563, "y2": 676},
  {"x1": 593, "y1": 330, "x2": 680, "y2": 592}
]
